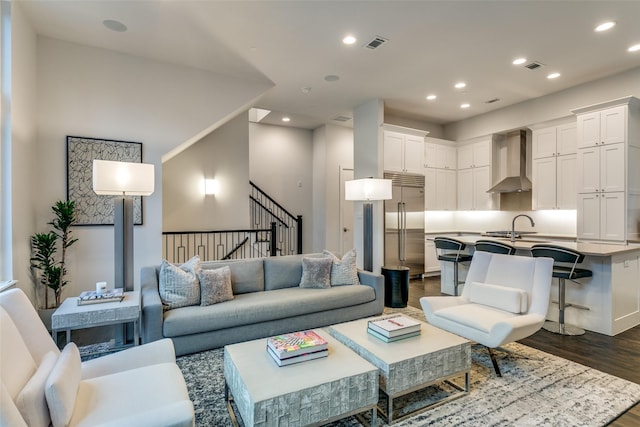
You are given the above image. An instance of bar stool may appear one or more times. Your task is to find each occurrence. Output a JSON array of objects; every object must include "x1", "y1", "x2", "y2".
[
  {"x1": 474, "y1": 240, "x2": 517, "y2": 255},
  {"x1": 531, "y1": 244, "x2": 592, "y2": 335},
  {"x1": 434, "y1": 237, "x2": 473, "y2": 296}
]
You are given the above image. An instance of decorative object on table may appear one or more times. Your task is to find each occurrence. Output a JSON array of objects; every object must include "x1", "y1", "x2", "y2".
[
  {"x1": 345, "y1": 177, "x2": 392, "y2": 272},
  {"x1": 266, "y1": 330, "x2": 329, "y2": 366},
  {"x1": 367, "y1": 327, "x2": 420, "y2": 343},
  {"x1": 367, "y1": 314, "x2": 421, "y2": 339},
  {"x1": 77, "y1": 288, "x2": 124, "y2": 305},
  {"x1": 67, "y1": 136, "x2": 143, "y2": 226},
  {"x1": 30, "y1": 200, "x2": 78, "y2": 309}
]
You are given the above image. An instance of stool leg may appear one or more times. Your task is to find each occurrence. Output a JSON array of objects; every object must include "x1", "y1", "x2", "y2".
[
  {"x1": 558, "y1": 278, "x2": 566, "y2": 334},
  {"x1": 543, "y1": 277, "x2": 586, "y2": 336},
  {"x1": 453, "y1": 262, "x2": 459, "y2": 296}
]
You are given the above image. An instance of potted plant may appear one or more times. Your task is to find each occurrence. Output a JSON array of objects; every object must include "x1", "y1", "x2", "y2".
[{"x1": 30, "y1": 200, "x2": 78, "y2": 313}]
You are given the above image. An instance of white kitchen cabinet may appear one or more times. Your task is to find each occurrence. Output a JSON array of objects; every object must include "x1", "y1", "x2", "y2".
[
  {"x1": 425, "y1": 167, "x2": 456, "y2": 210},
  {"x1": 572, "y1": 97, "x2": 640, "y2": 242},
  {"x1": 576, "y1": 105, "x2": 626, "y2": 149},
  {"x1": 577, "y1": 192, "x2": 626, "y2": 242},
  {"x1": 457, "y1": 139, "x2": 491, "y2": 169},
  {"x1": 457, "y1": 166, "x2": 493, "y2": 210},
  {"x1": 434, "y1": 144, "x2": 457, "y2": 169},
  {"x1": 532, "y1": 153, "x2": 577, "y2": 210},
  {"x1": 383, "y1": 130, "x2": 425, "y2": 175},
  {"x1": 424, "y1": 238, "x2": 439, "y2": 275},
  {"x1": 532, "y1": 122, "x2": 577, "y2": 159}
]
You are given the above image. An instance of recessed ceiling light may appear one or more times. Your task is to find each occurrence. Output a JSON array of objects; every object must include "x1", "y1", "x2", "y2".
[
  {"x1": 301, "y1": 86, "x2": 312, "y2": 94},
  {"x1": 426, "y1": 94, "x2": 437, "y2": 100},
  {"x1": 103, "y1": 19, "x2": 127, "y2": 32},
  {"x1": 342, "y1": 35, "x2": 357, "y2": 45},
  {"x1": 547, "y1": 72, "x2": 561, "y2": 79},
  {"x1": 595, "y1": 21, "x2": 616, "y2": 32},
  {"x1": 629, "y1": 44, "x2": 640, "y2": 52},
  {"x1": 512, "y1": 57, "x2": 527, "y2": 65},
  {"x1": 324, "y1": 75, "x2": 340, "y2": 82},
  {"x1": 282, "y1": 117, "x2": 291, "y2": 122},
  {"x1": 454, "y1": 82, "x2": 466, "y2": 89},
  {"x1": 460, "y1": 103, "x2": 470, "y2": 109}
]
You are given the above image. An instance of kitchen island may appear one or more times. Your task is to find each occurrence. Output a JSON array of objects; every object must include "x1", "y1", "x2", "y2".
[{"x1": 430, "y1": 234, "x2": 640, "y2": 336}]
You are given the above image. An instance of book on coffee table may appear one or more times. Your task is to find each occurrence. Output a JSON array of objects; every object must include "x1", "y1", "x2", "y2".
[
  {"x1": 77, "y1": 289, "x2": 124, "y2": 306},
  {"x1": 267, "y1": 330, "x2": 328, "y2": 359},
  {"x1": 367, "y1": 314, "x2": 421, "y2": 338},
  {"x1": 266, "y1": 346, "x2": 329, "y2": 366},
  {"x1": 367, "y1": 326, "x2": 420, "y2": 343}
]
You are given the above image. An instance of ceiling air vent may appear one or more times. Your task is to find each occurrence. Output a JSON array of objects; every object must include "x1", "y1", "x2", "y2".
[
  {"x1": 485, "y1": 98, "x2": 501, "y2": 104},
  {"x1": 524, "y1": 61, "x2": 544, "y2": 70},
  {"x1": 364, "y1": 36, "x2": 388, "y2": 50},
  {"x1": 332, "y1": 115, "x2": 352, "y2": 122}
]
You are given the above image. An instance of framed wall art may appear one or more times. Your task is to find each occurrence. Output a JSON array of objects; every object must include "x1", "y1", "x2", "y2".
[{"x1": 67, "y1": 136, "x2": 144, "y2": 225}]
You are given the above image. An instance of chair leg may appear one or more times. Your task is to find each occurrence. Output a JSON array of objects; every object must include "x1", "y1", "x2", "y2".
[
  {"x1": 487, "y1": 347, "x2": 502, "y2": 377},
  {"x1": 453, "y1": 262, "x2": 459, "y2": 296}
]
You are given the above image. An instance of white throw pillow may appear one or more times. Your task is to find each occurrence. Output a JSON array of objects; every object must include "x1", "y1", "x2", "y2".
[
  {"x1": 159, "y1": 256, "x2": 201, "y2": 310},
  {"x1": 467, "y1": 281, "x2": 528, "y2": 314},
  {"x1": 16, "y1": 351, "x2": 58, "y2": 427},
  {"x1": 45, "y1": 343, "x2": 81, "y2": 427},
  {"x1": 197, "y1": 266, "x2": 234, "y2": 306},
  {"x1": 323, "y1": 249, "x2": 360, "y2": 286}
]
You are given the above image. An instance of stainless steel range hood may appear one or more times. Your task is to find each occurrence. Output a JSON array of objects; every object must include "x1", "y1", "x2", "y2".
[{"x1": 487, "y1": 130, "x2": 532, "y2": 193}]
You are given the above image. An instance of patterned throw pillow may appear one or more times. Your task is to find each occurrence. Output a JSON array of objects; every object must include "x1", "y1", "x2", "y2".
[
  {"x1": 197, "y1": 266, "x2": 234, "y2": 306},
  {"x1": 299, "y1": 257, "x2": 333, "y2": 289},
  {"x1": 323, "y1": 249, "x2": 360, "y2": 286},
  {"x1": 159, "y1": 256, "x2": 200, "y2": 310}
]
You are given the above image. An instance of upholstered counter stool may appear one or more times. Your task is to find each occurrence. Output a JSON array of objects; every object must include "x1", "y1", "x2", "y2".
[
  {"x1": 474, "y1": 240, "x2": 517, "y2": 255},
  {"x1": 531, "y1": 244, "x2": 592, "y2": 335},
  {"x1": 434, "y1": 237, "x2": 473, "y2": 296}
]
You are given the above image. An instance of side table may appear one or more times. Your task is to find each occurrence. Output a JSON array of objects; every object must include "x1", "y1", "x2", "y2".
[
  {"x1": 381, "y1": 265, "x2": 410, "y2": 308},
  {"x1": 51, "y1": 291, "x2": 140, "y2": 348}
]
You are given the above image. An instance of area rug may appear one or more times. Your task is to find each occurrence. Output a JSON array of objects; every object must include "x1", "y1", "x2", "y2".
[{"x1": 174, "y1": 306, "x2": 640, "y2": 427}]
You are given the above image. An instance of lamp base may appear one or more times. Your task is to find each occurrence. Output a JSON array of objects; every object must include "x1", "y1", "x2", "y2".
[{"x1": 363, "y1": 202, "x2": 373, "y2": 272}]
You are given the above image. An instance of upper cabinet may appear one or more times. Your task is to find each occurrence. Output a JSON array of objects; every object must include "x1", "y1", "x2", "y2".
[
  {"x1": 457, "y1": 139, "x2": 491, "y2": 169},
  {"x1": 424, "y1": 139, "x2": 456, "y2": 169},
  {"x1": 531, "y1": 122, "x2": 577, "y2": 210},
  {"x1": 424, "y1": 137, "x2": 457, "y2": 210},
  {"x1": 456, "y1": 137, "x2": 498, "y2": 210},
  {"x1": 383, "y1": 127, "x2": 426, "y2": 175},
  {"x1": 572, "y1": 97, "x2": 640, "y2": 243}
]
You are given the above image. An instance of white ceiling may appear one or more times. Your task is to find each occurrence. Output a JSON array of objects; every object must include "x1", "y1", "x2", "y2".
[{"x1": 18, "y1": 0, "x2": 640, "y2": 130}]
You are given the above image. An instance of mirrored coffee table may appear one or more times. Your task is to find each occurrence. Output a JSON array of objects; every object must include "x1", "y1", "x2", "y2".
[{"x1": 329, "y1": 317, "x2": 471, "y2": 424}]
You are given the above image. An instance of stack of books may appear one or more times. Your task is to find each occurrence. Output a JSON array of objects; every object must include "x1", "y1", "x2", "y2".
[
  {"x1": 266, "y1": 330, "x2": 329, "y2": 366},
  {"x1": 367, "y1": 314, "x2": 421, "y2": 342},
  {"x1": 77, "y1": 289, "x2": 124, "y2": 306}
]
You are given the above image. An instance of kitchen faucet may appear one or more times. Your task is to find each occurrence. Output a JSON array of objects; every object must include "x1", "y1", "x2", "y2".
[{"x1": 511, "y1": 214, "x2": 535, "y2": 243}]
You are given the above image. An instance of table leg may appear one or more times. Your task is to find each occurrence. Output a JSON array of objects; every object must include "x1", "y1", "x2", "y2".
[
  {"x1": 134, "y1": 320, "x2": 140, "y2": 346},
  {"x1": 387, "y1": 394, "x2": 394, "y2": 424},
  {"x1": 65, "y1": 329, "x2": 71, "y2": 344}
]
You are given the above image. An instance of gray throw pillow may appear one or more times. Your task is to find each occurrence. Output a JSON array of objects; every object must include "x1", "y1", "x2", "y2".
[
  {"x1": 299, "y1": 256, "x2": 333, "y2": 289},
  {"x1": 323, "y1": 248, "x2": 360, "y2": 286},
  {"x1": 159, "y1": 256, "x2": 200, "y2": 310},
  {"x1": 197, "y1": 266, "x2": 234, "y2": 306}
]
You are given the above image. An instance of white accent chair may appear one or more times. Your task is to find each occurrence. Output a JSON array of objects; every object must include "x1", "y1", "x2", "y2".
[
  {"x1": 0, "y1": 288, "x2": 194, "y2": 427},
  {"x1": 420, "y1": 251, "x2": 553, "y2": 376}
]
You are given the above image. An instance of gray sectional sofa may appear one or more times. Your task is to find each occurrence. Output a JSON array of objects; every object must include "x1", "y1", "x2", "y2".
[{"x1": 141, "y1": 253, "x2": 384, "y2": 355}]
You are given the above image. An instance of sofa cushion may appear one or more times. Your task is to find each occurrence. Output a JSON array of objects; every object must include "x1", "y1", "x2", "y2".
[
  {"x1": 162, "y1": 285, "x2": 376, "y2": 337},
  {"x1": 200, "y1": 258, "x2": 264, "y2": 294},
  {"x1": 16, "y1": 351, "x2": 57, "y2": 427},
  {"x1": 45, "y1": 343, "x2": 81, "y2": 427},
  {"x1": 467, "y1": 281, "x2": 528, "y2": 314},
  {"x1": 198, "y1": 266, "x2": 234, "y2": 306},
  {"x1": 323, "y1": 249, "x2": 360, "y2": 286},
  {"x1": 264, "y1": 253, "x2": 323, "y2": 291},
  {"x1": 299, "y1": 257, "x2": 332, "y2": 289},
  {"x1": 159, "y1": 256, "x2": 200, "y2": 310}
]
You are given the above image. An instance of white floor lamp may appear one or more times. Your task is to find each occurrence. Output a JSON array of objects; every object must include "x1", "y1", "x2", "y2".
[
  {"x1": 345, "y1": 178, "x2": 392, "y2": 272},
  {"x1": 93, "y1": 160, "x2": 154, "y2": 344}
]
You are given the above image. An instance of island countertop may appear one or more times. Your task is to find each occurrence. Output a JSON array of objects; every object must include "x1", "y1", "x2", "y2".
[{"x1": 426, "y1": 233, "x2": 640, "y2": 256}]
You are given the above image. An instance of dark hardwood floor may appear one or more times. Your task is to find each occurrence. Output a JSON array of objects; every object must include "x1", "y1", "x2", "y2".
[{"x1": 409, "y1": 276, "x2": 640, "y2": 426}]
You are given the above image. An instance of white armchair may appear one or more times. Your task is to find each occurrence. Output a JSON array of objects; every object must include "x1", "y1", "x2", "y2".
[
  {"x1": 0, "y1": 288, "x2": 194, "y2": 427},
  {"x1": 420, "y1": 251, "x2": 553, "y2": 376}
]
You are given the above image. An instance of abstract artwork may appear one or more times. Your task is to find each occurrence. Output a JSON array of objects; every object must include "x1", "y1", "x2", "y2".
[{"x1": 67, "y1": 136, "x2": 143, "y2": 225}]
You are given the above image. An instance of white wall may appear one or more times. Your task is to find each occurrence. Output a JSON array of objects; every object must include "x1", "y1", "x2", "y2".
[
  {"x1": 249, "y1": 123, "x2": 314, "y2": 253},
  {"x1": 445, "y1": 66, "x2": 640, "y2": 141},
  {"x1": 10, "y1": 2, "x2": 38, "y2": 300},
  {"x1": 32, "y1": 37, "x2": 271, "y2": 298},
  {"x1": 163, "y1": 112, "x2": 250, "y2": 231}
]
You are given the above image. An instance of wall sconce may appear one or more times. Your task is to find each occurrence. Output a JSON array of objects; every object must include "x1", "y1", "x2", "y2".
[{"x1": 204, "y1": 178, "x2": 219, "y2": 195}]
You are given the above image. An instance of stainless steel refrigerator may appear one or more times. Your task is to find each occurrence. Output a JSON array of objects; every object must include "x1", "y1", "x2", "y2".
[{"x1": 384, "y1": 172, "x2": 425, "y2": 277}]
